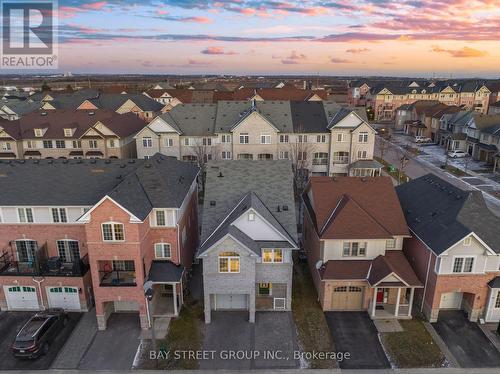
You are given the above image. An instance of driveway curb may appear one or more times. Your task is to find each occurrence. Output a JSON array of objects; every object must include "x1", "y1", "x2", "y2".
[{"x1": 423, "y1": 322, "x2": 459, "y2": 368}]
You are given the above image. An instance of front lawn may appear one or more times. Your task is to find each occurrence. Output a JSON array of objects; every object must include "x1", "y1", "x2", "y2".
[
  {"x1": 135, "y1": 300, "x2": 204, "y2": 370},
  {"x1": 381, "y1": 319, "x2": 445, "y2": 368},
  {"x1": 292, "y1": 260, "x2": 336, "y2": 369}
]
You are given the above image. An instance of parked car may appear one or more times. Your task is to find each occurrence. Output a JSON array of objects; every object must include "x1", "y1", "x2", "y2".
[
  {"x1": 414, "y1": 136, "x2": 431, "y2": 143},
  {"x1": 448, "y1": 150, "x2": 468, "y2": 158},
  {"x1": 11, "y1": 309, "x2": 68, "y2": 359}
]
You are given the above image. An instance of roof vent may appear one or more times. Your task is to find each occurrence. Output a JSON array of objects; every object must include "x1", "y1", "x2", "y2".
[
  {"x1": 218, "y1": 171, "x2": 224, "y2": 177},
  {"x1": 210, "y1": 200, "x2": 216, "y2": 206},
  {"x1": 144, "y1": 163, "x2": 152, "y2": 168},
  {"x1": 128, "y1": 160, "x2": 135, "y2": 164},
  {"x1": 41, "y1": 112, "x2": 47, "y2": 116},
  {"x1": 277, "y1": 206, "x2": 281, "y2": 212},
  {"x1": 282, "y1": 205, "x2": 289, "y2": 211},
  {"x1": 88, "y1": 111, "x2": 95, "y2": 115}
]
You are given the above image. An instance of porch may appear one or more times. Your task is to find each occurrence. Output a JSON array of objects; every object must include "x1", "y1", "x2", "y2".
[
  {"x1": 150, "y1": 283, "x2": 180, "y2": 317},
  {"x1": 370, "y1": 287, "x2": 415, "y2": 319}
]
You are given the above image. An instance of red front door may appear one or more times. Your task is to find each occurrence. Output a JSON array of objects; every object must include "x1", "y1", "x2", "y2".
[{"x1": 376, "y1": 289, "x2": 385, "y2": 303}]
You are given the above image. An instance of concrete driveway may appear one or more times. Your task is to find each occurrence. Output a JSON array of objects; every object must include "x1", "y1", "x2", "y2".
[
  {"x1": 200, "y1": 311, "x2": 298, "y2": 370},
  {"x1": 0, "y1": 311, "x2": 81, "y2": 370},
  {"x1": 325, "y1": 312, "x2": 390, "y2": 369},
  {"x1": 78, "y1": 313, "x2": 141, "y2": 370},
  {"x1": 432, "y1": 310, "x2": 500, "y2": 368}
]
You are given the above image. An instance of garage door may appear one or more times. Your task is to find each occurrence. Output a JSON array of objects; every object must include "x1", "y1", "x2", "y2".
[
  {"x1": 47, "y1": 286, "x2": 80, "y2": 310},
  {"x1": 215, "y1": 294, "x2": 248, "y2": 310},
  {"x1": 4, "y1": 285, "x2": 39, "y2": 310},
  {"x1": 330, "y1": 286, "x2": 364, "y2": 310},
  {"x1": 440, "y1": 292, "x2": 463, "y2": 309}
]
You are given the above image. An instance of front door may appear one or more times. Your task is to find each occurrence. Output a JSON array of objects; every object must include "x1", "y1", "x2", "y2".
[{"x1": 376, "y1": 289, "x2": 387, "y2": 303}]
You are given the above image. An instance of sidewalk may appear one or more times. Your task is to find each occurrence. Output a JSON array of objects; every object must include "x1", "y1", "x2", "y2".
[{"x1": 51, "y1": 309, "x2": 98, "y2": 369}]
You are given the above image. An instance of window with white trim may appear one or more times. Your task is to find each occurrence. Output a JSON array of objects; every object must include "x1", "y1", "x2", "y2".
[
  {"x1": 34, "y1": 128, "x2": 43, "y2": 137},
  {"x1": 26, "y1": 140, "x2": 35, "y2": 149},
  {"x1": 357, "y1": 150, "x2": 367, "y2": 159},
  {"x1": 164, "y1": 138, "x2": 174, "y2": 147},
  {"x1": 221, "y1": 134, "x2": 231, "y2": 143},
  {"x1": 43, "y1": 140, "x2": 53, "y2": 149},
  {"x1": 279, "y1": 151, "x2": 289, "y2": 159},
  {"x1": 218, "y1": 251, "x2": 240, "y2": 273},
  {"x1": 239, "y1": 133, "x2": 249, "y2": 144},
  {"x1": 452, "y1": 256, "x2": 474, "y2": 273},
  {"x1": 102, "y1": 223, "x2": 125, "y2": 241},
  {"x1": 72, "y1": 140, "x2": 82, "y2": 149},
  {"x1": 463, "y1": 237, "x2": 472, "y2": 246},
  {"x1": 15, "y1": 240, "x2": 37, "y2": 262},
  {"x1": 386, "y1": 239, "x2": 396, "y2": 249},
  {"x1": 260, "y1": 133, "x2": 271, "y2": 144},
  {"x1": 57, "y1": 240, "x2": 80, "y2": 262},
  {"x1": 18, "y1": 208, "x2": 34, "y2": 223},
  {"x1": 298, "y1": 134, "x2": 307, "y2": 143},
  {"x1": 495, "y1": 292, "x2": 500, "y2": 309},
  {"x1": 221, "y1": 151, "x2": 231, "y2": 159},
  {"x1": 153, "y1": 209, "x2": 175, "y2": 227},
  {"x1": 108, "y1": 139, "x2": 117, "y2": 148},
  {"x1": 342, "y1": 242, "x2": 366, "y2": 257},
  {"x1": 358, "y1": 132, "x2": 368, "y2": 143},
  {"x1": 279, "y1": 134, "x2": 289, "y2": 143},
  {"x1": 316, "y1": 134, "x2": 326, "y2": 143},
  {"x1": 262, "y1": 249, "x2": 283, "y2": 263},
  {"x1": 337, "y1": 133, "x2": 346, "y2": 142},
  {"x1": 154, "y1": 243, "x2": 171, "y2": 259},
  {"x1": 89, "y1": 140, "x2": 98, "y2": 149},
  {"x1": 51, "y1": 208, "x2": 68, "y2": 223},
  {"x1": 142, "y1": 137, "x2": 152, "y2": 148},
  {"x1": 64, "y1": 128, "x2": 72, "y2": 137}
]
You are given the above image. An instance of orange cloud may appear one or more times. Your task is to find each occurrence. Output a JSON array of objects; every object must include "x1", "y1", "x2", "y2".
[
  {"x1": 182, "y1": 16, "x2": 212, "y2": 23},
  {"x1": 346, "y1": 48, "x2": 370, "y2": 54},
  {"x1": 431, "y1": 45, "x2": 488, "y2": 58}
]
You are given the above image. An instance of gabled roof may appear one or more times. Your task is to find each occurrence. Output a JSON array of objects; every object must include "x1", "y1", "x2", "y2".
[
  {"x1": 199, "y1": 160, "x2": 298, "y2": 256},
  {"x1": 0, "y1": 154, "x2": 199, "y2": 221},
  {"x1": 303, "y1": 177, "x2": 410, "y2": 239},
  {"x1": 396, "y1": 174, "x2": 500, "y2": 255},
  {"x1": 367, "y1": 251, "x2": 422, "y2": 287}
]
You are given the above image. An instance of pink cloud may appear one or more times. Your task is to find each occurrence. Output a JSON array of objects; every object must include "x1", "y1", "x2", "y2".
[
  {"x1": 331, "y1": 58, "x2": 354, "y2": 63},
  {"x1": 81, "y1": 2, "x2": 107, "y2": 11},
  {"x1": 431, "y1": 46, "x2": 488, "y2": 58},
  {"x1": 182, "y1": 16, "x2": 212, "y2": 23},
  {"x1": 201, "y1": 46, "x2": 238, "y2": 55},
  {"x1": 346, "y1": 48, "x2": 370, "y2": 54}
]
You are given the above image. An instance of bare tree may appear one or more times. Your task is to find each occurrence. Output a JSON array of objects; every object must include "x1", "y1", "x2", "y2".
[
  {"x1": 190, "y1": 138, "x2": 220, "y2": 189},
  {"x1": 392, "y1": 144, "x2": 412, "y2": 185},
  {"x1": 287, "y1": 129, "x2": 315, "y2": 196},
  {"x1": 461, "y1": 154, "x2": 471, "y2": 174},
  {"x1": 377, "y1": 135, "x2": 390, "y2": 161}
]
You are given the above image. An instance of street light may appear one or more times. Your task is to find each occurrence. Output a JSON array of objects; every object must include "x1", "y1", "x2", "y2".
[{"x1": 144, "y1": 280, "x2": 157, "y2": 364}]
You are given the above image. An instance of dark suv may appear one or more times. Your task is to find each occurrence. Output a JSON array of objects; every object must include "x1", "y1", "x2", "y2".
[{"x1": 11, "y1": 308, "x2": 68, "y2": 359}]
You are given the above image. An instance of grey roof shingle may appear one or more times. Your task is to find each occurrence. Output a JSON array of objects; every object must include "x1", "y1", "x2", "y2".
[
  {"x1": 396, "y1": 174, "x2": 500, "y2": 255},
  {"x1": 199, "y1": 160, "x2": 298, "y2": 255},
  {"x1": 0, "y1": 154, "x2": 198, "y2": 220},
  {"x1": 148, "y1": 261, "x2": 184, "y2": 282}
]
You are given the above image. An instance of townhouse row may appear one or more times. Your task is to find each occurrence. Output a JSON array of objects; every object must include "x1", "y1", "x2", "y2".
[
  {"x1": 1, "y1": 156, "x2": 499, "y2": 330},
  {"x1": 136, "y1": 100, "x2": 383, "y2": 177}
]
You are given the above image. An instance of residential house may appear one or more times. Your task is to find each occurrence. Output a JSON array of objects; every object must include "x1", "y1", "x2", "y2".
[
  {"x1": 0, "y1": 99, "x2": 41, "y2": 121},
  {"x1": 396, "y1": 174, "x2": 500, "y2": 322},
  {"x1": 302, "y1": 176, "x2": 422, "y2": 318},
  {"x1": 488, "y1": 101, "x2": 500, "y2": 115},
  {"x1": 135, "y1": 100, "x2": 382, "y2": 177},
  {"x1": 464, "y1": 113, "x2": 500, "y2": 163},
  {"x1": 0, "y1": 155, "x2": 199, "y2": 330},
  {"x1": 197, "y1": 160, "x2": 298, "y2": 323},
  {"x1": 0, "y1": 110, "x2": 145, "y2": 160},
  {"x1": 436, "y1": 111, "x2": 474, "y2": 151}
]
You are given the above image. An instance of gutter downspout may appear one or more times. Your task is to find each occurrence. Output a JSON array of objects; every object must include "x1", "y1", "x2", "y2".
[
  {"x1": 348, "y1": 130, "x2": 353, "y2": 176},
  {"x1": 32, "y1": 277, "x2": 46, "y2": 310},
  {"x1": 421, "y1": 246, "x2": 432, "y2": 314}
]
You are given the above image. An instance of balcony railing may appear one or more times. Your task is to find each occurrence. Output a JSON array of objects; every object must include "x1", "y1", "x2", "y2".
[
  {"x1": 99, "y1": 270, "x2": 137, "y2": 287},
  {"x1": 0, "y1": 244, "x2": 89, "y2": 277},
  {"x1": 332, "y1": 156, "x2": 349, "y2": 164},
  {"x1": 312, "y1": 159, "x2": 328, "y2": 165}
]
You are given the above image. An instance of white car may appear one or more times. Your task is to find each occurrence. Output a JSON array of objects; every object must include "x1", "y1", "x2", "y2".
[
  {"x1": 448, "y1": 150, "x2": 468, "y2": 158},
  {"x1": 414, "y1": 136, "x2": 431, "y2": 143}
]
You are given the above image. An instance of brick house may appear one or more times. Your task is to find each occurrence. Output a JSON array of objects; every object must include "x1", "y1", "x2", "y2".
[
  {"x1": 302, "y1": 176, "x2": 422, "y2": 319},
  {"x1": 198, "y1": 161, "x2": 298, "y2": 323},
  {"x1": 397, "y1": 174, "x2": 500, "y2": 322},
  {"x1": 0, "y1": 155, "x2": 199, "y2": 330}
]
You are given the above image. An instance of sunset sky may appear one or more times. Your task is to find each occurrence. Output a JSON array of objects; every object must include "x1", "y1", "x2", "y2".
[{"x1": 50, "y1": 0, "x2": 500, "y2": 76}]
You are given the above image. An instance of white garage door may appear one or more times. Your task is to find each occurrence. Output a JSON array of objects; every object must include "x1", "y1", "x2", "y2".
[
  {"x1": 4, "y1": 285, "x2": 39, "y2": 310},
  {"x1": 47, "y1": 287, "x2": 80, "y2": 310},
  {"x1": 215, "y1": 294, "x2": 248, "y2": 310},
  {"x1": 440, "y1": 292, "x2": 463, "y2": 309}
]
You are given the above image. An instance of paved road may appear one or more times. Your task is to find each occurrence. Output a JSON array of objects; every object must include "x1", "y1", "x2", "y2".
[
  {"x1": 376, "y1": 137, "x2": 500, "y2": 217},
  {"x1": 324, "y1": 312, "x2": 390, "y2": 369},
  {"x1": 432, "y1": 311, "x2": 500, "y2": 368}
]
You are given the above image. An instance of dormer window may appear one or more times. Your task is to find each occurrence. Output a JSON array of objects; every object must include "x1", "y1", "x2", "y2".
[
  {"x1": 153, "y1": 209, "x2": 175, "y2": 227},
  {"x1": 463, "y1": 237, "x2": 471, "y2": 246},
  {"x1": 64, "y1": 128, "x2": 72, "y2": 137},
  {"x1": 34, "y1": 128, "x2": 43, "y2": 137},
  {"x1": 248, "y1": 212, "x2": 255, "y2": 221},
  {"x1": 386, "y1": 239, "x2": 396, "y2": 249}
]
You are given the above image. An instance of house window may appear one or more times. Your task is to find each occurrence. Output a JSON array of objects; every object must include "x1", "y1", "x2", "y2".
[
  {"x1": 495, "y1": 292, "x2": 500, "y2": 309},
  {"x1": 298, "y1": 134, "x2": 307, "y2": 143},
  {"x1": 55, "y1": 140, "x2": 66, "y2": 149},
  {"x1": 452, "y1": 257, "x2": 474, "y2": 273},
  {"x1": 357, "y1": 150, "x2": 367, "y2": 159},
  {"x1": 260, "y1": 134, "x2": 271, "y2": 144},
  {"x1": 386, "y1": 239, "x2": 396, "y2": 249},
  {"x1": 237, "y1": 153, "x2": 253, "y2": 160},
  {"x1": 316, "y1": 134, "x2": 326, "y2": 143},
  {"x1": 72, "y1": 140, "x2": 82, "y2": 148},
  {"x1": 313, "y1": 152, "x2": 328, "y2": 165},
  {"x1": 154, "y1": 243, "x2": 171, "y2": 259},
  {"x1": 34, "y1": 128, "x2": 43, "y2": 137},
  {"x1": 57, "y1": 240, "x2": 80, "y2": 262},
  {"x1": 221, "y1": 151, "x2": 231, "y2": 159},
  {"x1": 102, "y1": 223, "x2": 125, "y2": 241},
  {"x1": 89, "y1": 140, "x2": 98, "y2": 149},
  {"x1": 221, "y1": 134, "x2": 231, "y2": 143},
  {"x1": 248, "y1": 212, "x2": 255, "y2": 221},
  {"x1": 1, "y1": 142, "x2": 11, "y2": 151},
  {"x1": 112, "y1": 260, "x2": 134, "y2": 271},
  {"x1": 43, "y1": 140, "x2": 53, "y2": 148},
  {"x1": 63, "y1": 129, "x2": 72, "y2": 137},
  {"x1": 202, "y1": 138, "x2": 212, "y2": 146},
  {"x1": 463, "y1": 237, "x2": 471, "y2": 246},
  {"x1": 297, "y1": 151, "x2": 307, "y2": 161},
  {"x1": 262, "y1": 249, "x2": 283, "y2": 263},
  {"x1": 258, "y1": 283, "x2": 271, "y2": 295},
  {"x1": 153, "y1": 209, "x2": 175, "y2": 227},
  {"x1": 239, "y1": 133, "x2": 249, "y2": 144},
  {"x1": 142, "y1": 137, "x2": 152, "y2": 148},
  {"x1": 15, "y1": 240, "x2": 37, "y2": 262},
  {"x1": 218, "y1": 251, "x2": 240, "y2": 273},
  {"x1": 18, "y1": 208, "x2": 34, "y2": 223},
  {"x1": 165, "y1": 138, "x2": 174, "y2": 147},
  {"x1": 337, "y1": 133, "x2": 345, "y2": 142},
  {"x1": 342, "y1": 242, "x2": 366, "y2": 257},
  {"x1": 155, "y1": 210, "x2": 165, "y2": 226},
  {"x1": 279, "y1": 151, "x2": 289, "y2": 159},
  {"x1": 358, "y1": 132, "x2": 368, "y2": 143},
  {"x1": 51, "y1": 208, "x2": 68, "y2": 223},
  {"x1": 279, "y1": 134, "x2": 289, "y2": 143},
  {"x1": 108, "y1": 139, "x2": 116, "y2": 148},
  {"x1": 26, "y1": 140, "x2": 35, "y2": 149}
]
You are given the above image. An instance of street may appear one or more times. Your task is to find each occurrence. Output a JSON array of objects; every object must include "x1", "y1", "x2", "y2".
[{"x1": 376, "y1": 136, "x2": 500, "y2": 217}]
